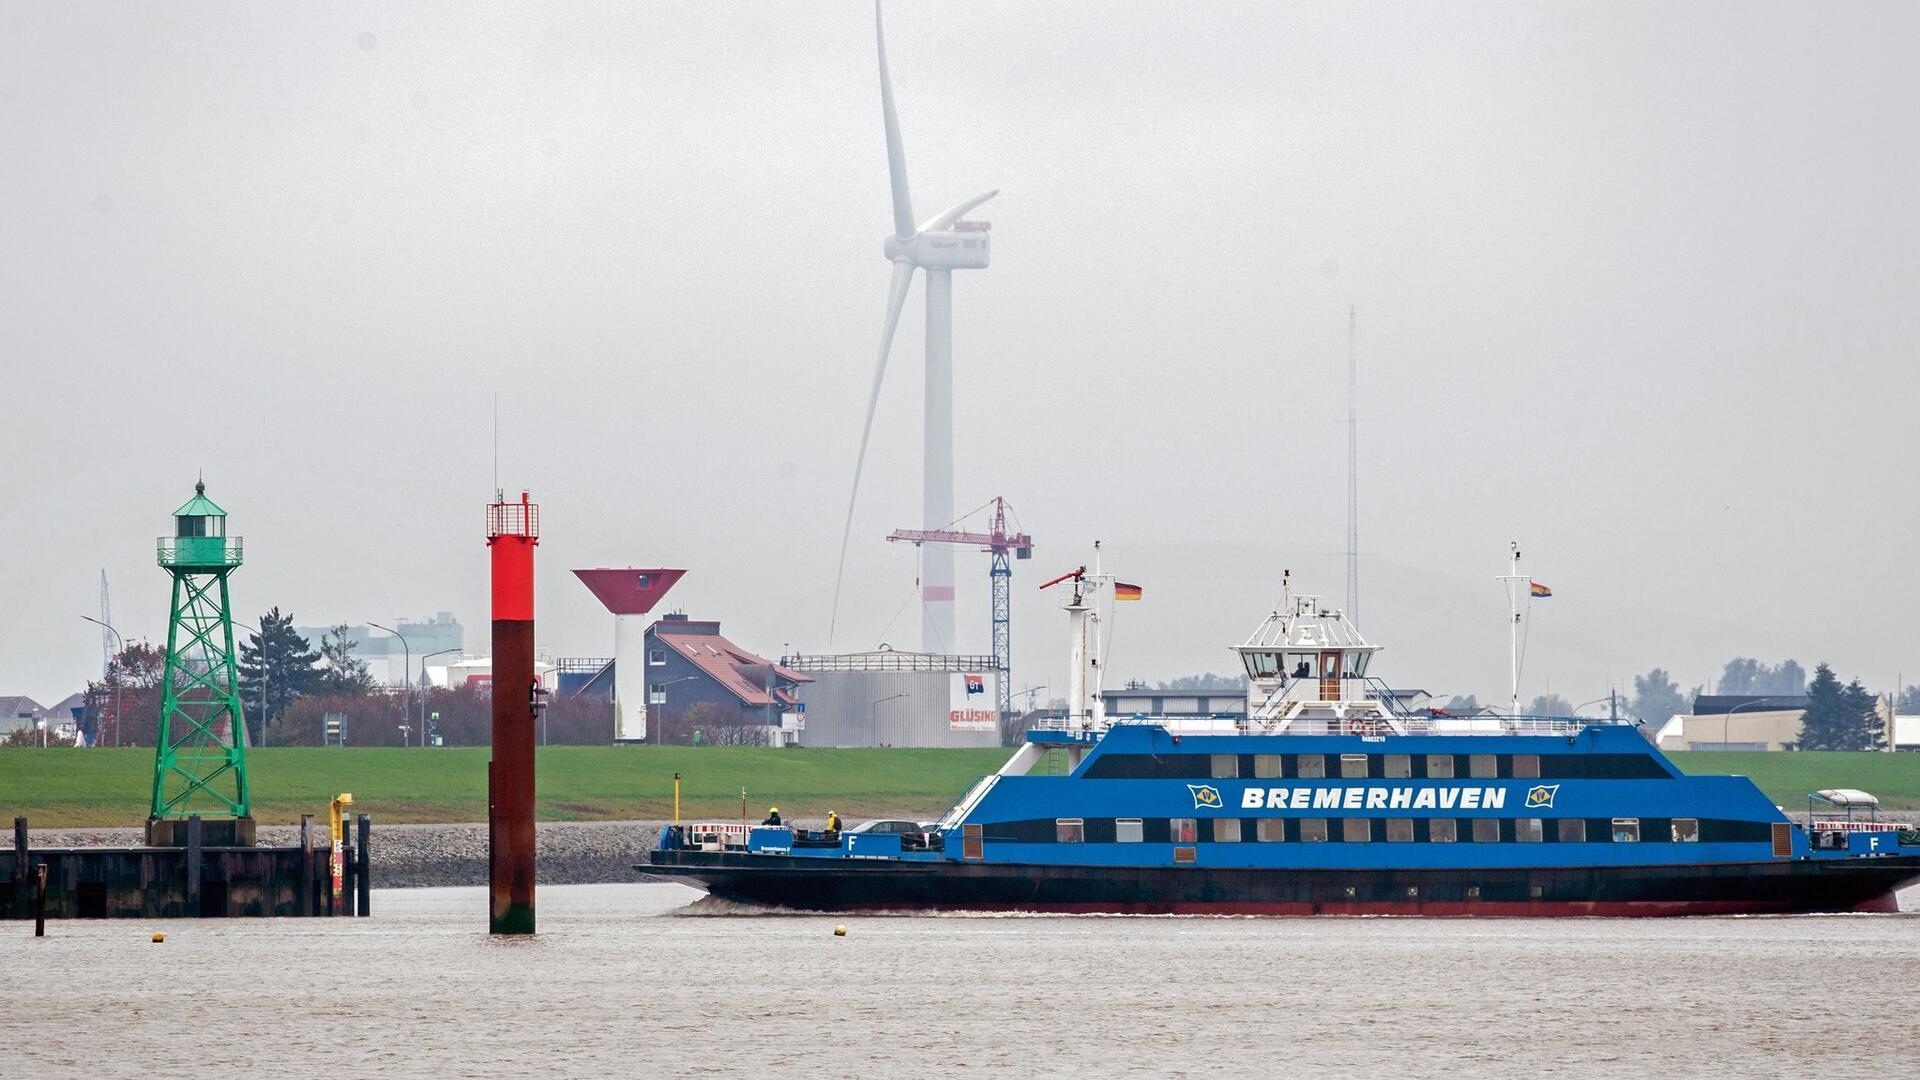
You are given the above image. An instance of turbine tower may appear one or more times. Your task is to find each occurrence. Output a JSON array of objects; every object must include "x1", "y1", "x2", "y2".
[{"x1": 831, "y1": 0, "x2": 997, "y2": 654}]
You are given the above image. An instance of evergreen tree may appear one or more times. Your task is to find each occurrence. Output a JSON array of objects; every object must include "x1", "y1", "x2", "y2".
[
  {"x1": 1898, "y1": 685, "x2": 1920, "y2": 712},
  {"x1": 1717, "y1": 657, "x2": 1807, "y2": 695},
  {"x1": 1527, "y1": 693, "x2": 1573, "y2": 717},
  {"x1": 1440, "y1": 694, "x2": 1481, "y2": 714},
  {"x1": 1629, "y1": 669, "x2": 1688, "y2": 726},
  {"x1": 1840, "y1": 678, "x2": 1887, "y2": 751},
  {"x1": 315, "y1": 623, "x2": 376, "y2": 695},
  {"x1": 1793, "y1": 663, "x2": 1859, "y2": 750},
  {"x1": 238, "y1": 608, "x2": 318, "y2": 741}
]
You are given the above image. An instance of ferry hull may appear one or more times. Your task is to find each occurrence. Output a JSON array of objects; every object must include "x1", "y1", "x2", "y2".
[{"x1": 646, "y1": 850, "x2": 1920, "y2": 916}]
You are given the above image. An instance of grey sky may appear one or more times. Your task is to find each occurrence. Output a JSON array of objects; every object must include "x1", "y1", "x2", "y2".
[{"x1": 3, "y1": 2, "x2": 1916, "y2": 709}]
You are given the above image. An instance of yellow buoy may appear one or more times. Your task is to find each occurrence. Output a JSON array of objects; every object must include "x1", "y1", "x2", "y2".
[
  {"x1": 833, "y1": 925, "x2": 847, "y2": 937},
  {"x1": 151, "y1": 932, "x2": 165, "y2": 943}
]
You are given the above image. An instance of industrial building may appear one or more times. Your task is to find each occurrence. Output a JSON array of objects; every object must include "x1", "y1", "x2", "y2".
[
  {"x1": 785, "y1": 649, "x2": 1002, "y2": 748},
  {"x1": 1656, "y1": 694, "x2": 1916, "y2": 752},
  {"x1": 294, "y1": 613, "x2": 464, "y2": 685}
]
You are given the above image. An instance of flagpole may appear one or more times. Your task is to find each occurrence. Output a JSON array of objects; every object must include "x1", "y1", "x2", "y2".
[{"x1": 1499, "y1": 541, "x2": 1524, "y2": 717}]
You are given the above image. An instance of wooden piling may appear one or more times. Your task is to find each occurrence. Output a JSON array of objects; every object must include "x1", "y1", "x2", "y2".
[
  {"x1": 185, "y1": 815, "x2": 203, "y2": 915},
  {"x1": 300, "y1": 815, "x2": 315, "y2": 917},
  {"x1": 355, "y1": 814, "x2": 371, "y2": 917},
  {"x1": 12, "y1": 818, "x2": 25, "y2": 919},
  {"x1": 34, "y1": 863, "x2": 47, "y2": 936}
]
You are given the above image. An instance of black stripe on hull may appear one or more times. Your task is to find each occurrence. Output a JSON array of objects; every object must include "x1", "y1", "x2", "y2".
[{"x1": 645, "y1": 850, "x2": 1920, "y2": 916}]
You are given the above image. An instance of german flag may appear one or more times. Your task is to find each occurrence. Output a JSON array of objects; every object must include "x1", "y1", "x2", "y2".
[
  {"x1": 1114, "y1": 581, "x2": 1143, "y2": 601},
  {"x1": 1530, "y1": 581, "x2": 1552, "y2": 598}
]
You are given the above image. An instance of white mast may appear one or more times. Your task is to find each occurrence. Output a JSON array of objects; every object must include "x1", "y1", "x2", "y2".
[
  {"x1": 1498, "y1": 541, "x2": 1526, "y2": 716},
  {"x1": 1346, "y1": 305, "x2": 1359, "y2": 624}
]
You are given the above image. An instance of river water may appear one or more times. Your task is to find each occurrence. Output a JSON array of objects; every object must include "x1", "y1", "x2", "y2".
[{"x1": 12, "y1": 883, "x2": 1918, "y2": 1078}]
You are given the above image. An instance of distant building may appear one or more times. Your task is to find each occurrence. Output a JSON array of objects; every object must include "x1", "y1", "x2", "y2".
[
  {"x1": 634, "y1": 614, "x2": 811, "y2": 746},
  {"x1": 1656, "y1": 695, "x2": 1810, "y2": 752},
  {"x1": 0, "y1": 696, "x2": 44, "y2": 736},
  {"x1": 295, "y1": 613, "x2": 464, "y2": 685},
  {"x1": 787, "y1": 649, "x2": 1000, "y2": 748}
]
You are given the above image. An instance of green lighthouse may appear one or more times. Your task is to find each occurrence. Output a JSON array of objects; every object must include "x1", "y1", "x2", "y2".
[{"x1": 148, "y1": 479, "x2": 252, "y2": 841}]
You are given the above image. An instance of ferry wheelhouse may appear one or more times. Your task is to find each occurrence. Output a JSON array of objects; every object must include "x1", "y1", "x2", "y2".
[{"x1": 650, "y1": 576, "x2": 1920, "y2": 916}]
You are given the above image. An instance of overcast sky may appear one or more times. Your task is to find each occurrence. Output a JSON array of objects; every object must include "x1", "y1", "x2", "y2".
[{"x1": 3, "y1": 1, "x2": 1916, "y2": 710}]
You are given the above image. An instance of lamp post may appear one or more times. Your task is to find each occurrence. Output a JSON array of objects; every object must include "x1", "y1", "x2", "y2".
[
  {"x1": 1721, "y1": 697, "x2": 1788, "y2": 751},
  {"x1": 871, "y1": 692, "x2": 909, "y2": 746},
  {"x1": 80, "y1": 615, "x2": 126, "y2": 747},
  {"x1": 656, "y1": 676, "x2": 699, "y2": 744},
  {"x1": 369, "y1": 623, "x2": 411, "y2": 748},
  {"x1": 420, "y1": 647, "x2": 460, "y2": 747}
]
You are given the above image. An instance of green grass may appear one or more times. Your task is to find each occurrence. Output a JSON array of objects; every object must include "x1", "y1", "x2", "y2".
[
  {"x1": 0, "y1": 746, "x2": 1012, "y2": 828},
  {"x1": 4, "y1": 746, "x2": 1916, "y2": 828}
]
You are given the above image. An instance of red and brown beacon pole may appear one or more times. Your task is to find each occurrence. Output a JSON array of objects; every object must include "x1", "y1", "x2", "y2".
[{"x1": 487, "y1": 490, "x2": 541, "y2": 935}]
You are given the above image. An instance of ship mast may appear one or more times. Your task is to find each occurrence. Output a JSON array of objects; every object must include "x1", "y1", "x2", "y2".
[{"x1": 1498, "y1": 541, "x2": 1525, "y2": 716}]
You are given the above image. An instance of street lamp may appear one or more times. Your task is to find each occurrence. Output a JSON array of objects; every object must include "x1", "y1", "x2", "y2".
[
  {"x1": 1720, "y1": 697, "x2": 1790, "y2": 751},
  {"x1": 80, "y1": 615, "x2": 126, "y2": 747},
  {"x1": 655, "y1": 676, "x2": 700, "y2": 744},
  {"x1": 870, "y1": 692, "x2": 909, "y2": 747},
  {"x1": 419, "y1": 647, "x2": 461, "y2": 747},
  {"x1": 369, "y1": 622, "x2": 411, "y2": 748}
]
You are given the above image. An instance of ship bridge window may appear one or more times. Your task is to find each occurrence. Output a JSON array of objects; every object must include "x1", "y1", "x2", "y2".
[
  {"x1": 1115, "y1": 818, "x2": 1143, "y2": 843},
  {"x1": 1056, "y1": 819, "x2": 1085, "y2": 844},
  {"x1": 1243, "y1": 651, "x2": 1280, "y2": 679},
  {"x1": 1429, "y1": 819, "x2": 1458, "y2": 843},
  {"x1": 1340, "y1": 754, "x2": 1369, "y2": 779},
  {"x1": 1471, "y1": 819, "x2": 1500, "y2": 843},
  {"x1": 1469, "y1": 754, "x2": 1499, "y2": 779},
  {"x1": 1212, "y1": 818, "x2": 1242, "y2": 843},
  {"x1": 1296, "y1": 754, "x2": 1326, "y2": 779},
  {"x1": 1426, "y1": 755, "x2": 1455, "y2": 779},
  {"x1": 1384, "y1": 754, "x2": 1412, "y2": 779},
  {"x1": 1611, "y1": 818, "x2": 1641, "y2": 843},
  {"x1": 1287, "y1": 654, "x2": 1315, "y2": 678},
  {"x1": 1558, "y1": 819, "x2": 1587, "y2": 843},
  {"x1": 1350, "y1": 653, "x2": 1369, "y2": 677},
  {"x1": 1300, "y1": 819, "x2": 1329, "y2": 843},
  {"x1": 1169, "y1": 818, "x2": 1198, "y2": 844},
  {"x1": 1512, "y1": 755, "x2": 1540, "y2": 779},
  {"x1": 1211, "y1": 754, "x2": 1239, "y2": 779},
  {"x1": 1671, "y1": 818, "x2": 1699, "y2": 843}
]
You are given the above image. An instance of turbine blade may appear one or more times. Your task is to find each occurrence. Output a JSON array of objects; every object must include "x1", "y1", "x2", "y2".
[
  {"x1": 829, "y1": 259, "x2": 919, "y2": 642},
  {"x1": 877, "y1": 0, "x2": 915, "y2": 239},
  {"x1": 918, "y1": 189, "x2": 998, "y2": 234}
]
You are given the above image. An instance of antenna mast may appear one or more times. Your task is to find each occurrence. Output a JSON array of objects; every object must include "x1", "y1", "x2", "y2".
[
  {"x1": 1498, "y1": 541, "x2": 1526, "y2": 716},
  {"x1": 1345, "y1": 305, "x2": 1359, "y2": 623},
  {"x1": 98, "y1": 570, "x2": 112, "y2": 676}
]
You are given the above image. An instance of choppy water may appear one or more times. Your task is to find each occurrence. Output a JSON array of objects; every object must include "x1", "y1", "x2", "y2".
[{"x1": 12, "y1": 883, "x2": 1919, "y2": 1078}]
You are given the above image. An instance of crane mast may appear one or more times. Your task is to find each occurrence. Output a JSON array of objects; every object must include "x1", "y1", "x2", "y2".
[{"x1": 887, "y1": 496, "x2": 1032, "y2": 733}]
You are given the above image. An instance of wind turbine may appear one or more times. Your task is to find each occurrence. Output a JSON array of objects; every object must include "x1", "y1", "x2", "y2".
[{"x1": 830, "y1": 0, "x2": 997, "y2": 654}]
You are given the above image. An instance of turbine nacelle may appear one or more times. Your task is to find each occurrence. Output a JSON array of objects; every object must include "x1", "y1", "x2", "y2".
[{"x1": 883, "y1": 227, "x2": 991, "y2": 270}]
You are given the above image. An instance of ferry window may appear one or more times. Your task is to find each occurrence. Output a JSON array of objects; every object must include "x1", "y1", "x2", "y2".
[
  {"x1": 1516, "y1": 818, "x2": 1544, "y2": 843},
  {"x1": 1671, "y1": 818, "x2": 1699, "y2": 843},
  {"x1": 1611, "y1": 818, "x2": 1641, "y2": 843},
  {"x1": 1469, "y1": 754, "x2": 1498, "y2": 779},
  {"x1": 1295, "y1": 754, "x2": 1326, "y2": 779},
  {"x1": 1426, "y1": 755, "x2": 1455, "y2": 779},
  {"x1": 1169, "y1": 818, "x2": 1198, "y2": 844},
  {"x1": 1386, "y1": 818, "x2": 1414, "y2": 842},
  {"x1": 1384, "y1": 754, "x2": 1412, "y2": 779},
  {"x1": 1286, "y1": 654, "x2": 1314, "y2": 678},
  {"x1": 1351, "y1": 653, "x2": 1369, "y2": 676},
  {"x1": 1512, "y1": 755, "x2": 1540, "y2": 779},
  {"x1": 1257, "y1": 818, "x2": 1286, "y2": 842},
  {"x1": 1342, "y1": 818, "x2": 1372, "y2": 842},
  {"x1": 1212, "y1": 818, "x2": 1242, "y2": 843},
  {"x1": 1115, "y1": 818, "x2": 1143, "y2": 843},
  {"x1": 1557, "y1": 819, "x2": 1587, "y2": 843},
  {"x1": 1471, "y1": 819, "x2": 1500, "y2": 843},
  {"x1": 1253, "y1": 754, "x2": 1284, "y2": 779},
  {"x1": 1056, "y1": 819, "x2": 1085, "y2": 844},
  {"x1": 1244, "y1": 651, "x2": 1279, "y2": 679},
  {"x1": 1300, "y1": 819, "x2": 1329, "y2": 843},
  {"x1": 1210, "y1": 754, "x2": 1239, "y2": 779},
  {"x1": 1429, "y1": 819, "x2": 1458, "y2": 843},
  {"x1": 1340, "y1": 754, "x2": 1369, "y2": 779}
]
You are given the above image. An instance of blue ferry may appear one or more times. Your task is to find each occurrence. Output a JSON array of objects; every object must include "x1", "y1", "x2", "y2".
[{"x1": 650, "y1": 575, "x2": 1920, "y2": 915}]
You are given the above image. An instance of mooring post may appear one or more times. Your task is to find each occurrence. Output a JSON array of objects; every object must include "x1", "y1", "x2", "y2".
[
  {"x1": 185, "y1": 815, "x2": 203, "y2": 915},
  {"x1": 341, "y1": 829, "x2": 356, "y2": 917},
  {"x1": 299, "y1": 814, "x2": 315, "y2": 917},
  {"x1": 34, "y1": 863, "x2": 47, "y2": 936},
  {"x1": 355, "y1": 814, "x2": 371, "y2": 917},
  {"x1": 12, "y1": 818, "x2": 25, "y2": 919}
]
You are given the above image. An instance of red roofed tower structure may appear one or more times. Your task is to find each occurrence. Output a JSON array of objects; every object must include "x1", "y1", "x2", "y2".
[{"x1": 573, "y1": 568, "x2": 686, "y2": 741}]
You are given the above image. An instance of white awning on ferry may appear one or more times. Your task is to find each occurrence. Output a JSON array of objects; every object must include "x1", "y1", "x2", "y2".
[{"x1": 1814, "y1": 788, "x2": 1879, "y2": 807}]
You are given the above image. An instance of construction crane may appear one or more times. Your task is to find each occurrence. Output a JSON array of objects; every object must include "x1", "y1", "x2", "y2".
[{"x1": 887, "y1": 496, "x2": 1033, "y2": 729}]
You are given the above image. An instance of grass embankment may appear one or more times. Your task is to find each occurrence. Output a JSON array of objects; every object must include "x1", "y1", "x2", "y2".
[
  {"x1": 4, "y1": 747, "x2": 1917, "y2": 828},
  {"x1": 0, "y1": 746, "x2": 1011, "y2": 828}
]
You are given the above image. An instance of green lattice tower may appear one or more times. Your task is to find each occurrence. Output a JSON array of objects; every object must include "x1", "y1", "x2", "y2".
[{"x1": 150, "y1": 480, "x2": 250, "y2": 820}]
